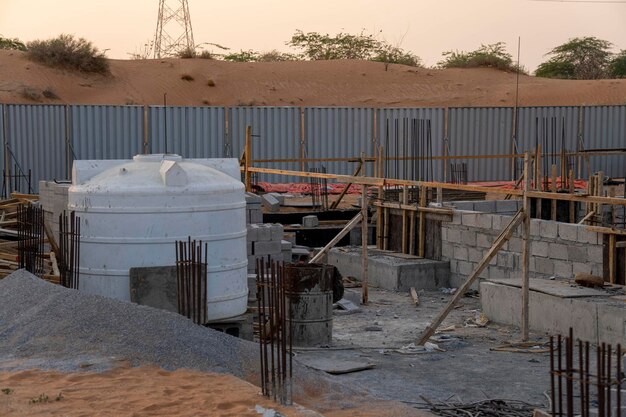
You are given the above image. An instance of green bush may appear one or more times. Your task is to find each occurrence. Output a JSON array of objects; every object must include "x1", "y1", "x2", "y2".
[
  {"x1": 27, "y1": 34, "x2": 109, "y2": 74},
  {"x1": 0, "y1": 35, "x2": 26, "y2": 51},
  {"x1": 438, "y1": 43, "x2": 523, "y2": 73}
]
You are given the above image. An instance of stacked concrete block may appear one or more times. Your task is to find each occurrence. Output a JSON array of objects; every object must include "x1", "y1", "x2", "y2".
[
  {"x1": 245, "y1": 192, "x2": 263, "y2": 224},
  {"x1": 444, "y1": 199, "x2": 522, "y2": 215},
  {"x1": 442, "y1": 209, "x2": 604, "y2": 288},
  {"x1": 246, "y1": 223, "x2": 285, "y2": 273},
  {"x1": 261, "y1": 193, "x2": 280, "y2": 212},
  {"x1": 38, "y1": 180, "x2": 70, "y2": 245}
]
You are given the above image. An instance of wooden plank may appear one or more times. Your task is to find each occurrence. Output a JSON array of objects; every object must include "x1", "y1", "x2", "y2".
[
  {"x1": 50, "y1": 251, "x2": 60, "y2": 278},
  {"x1": 521, "y1": 153, "x2": 531, "y2": 341},
  {"x1": 578, "y1": 210, "x2": 596, "y2": 225},
  {"x1": 383, "y1": 207, "x2": 389, "y2": 250},
  {"x1": 361, "y1": 163, "x2": 369, "y2": 305},
  {"x1": 409, "y1": 211, "x2": 415, "y2": 255},
  {"x1": 417, "y1": 209, "x2": 525, "y2": 345},
  {"x1": 609, "y1": 234, "x2": 616, "y2": 285},
  {"x1": 551, "y1": 164, "x2": 557, "y2": 221},
  {"x1": 587, "y1": 226, "x2": 626, "y2": 236},
  {"x1": 401, "y1": 186, "x2": 408, "y2": 254},
  {"x1": 418, "y1": 186, "x2": 427, "y2": 258},
  {"x1": 330, "y1": 161, "x2": 362, "y2": 210},
  {"x1": 309, "y1": 212, "x2": 363, "y2": 264}
]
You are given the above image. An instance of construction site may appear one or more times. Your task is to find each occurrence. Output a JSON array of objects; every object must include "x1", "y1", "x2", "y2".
[{"x1": 1, "y1": 1, "x2": 626, "y2": 415}]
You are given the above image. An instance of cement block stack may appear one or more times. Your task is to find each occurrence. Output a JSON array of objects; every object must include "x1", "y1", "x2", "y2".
[{"x1": 38, "y1": 180, "x2": 70, "y2": 245}]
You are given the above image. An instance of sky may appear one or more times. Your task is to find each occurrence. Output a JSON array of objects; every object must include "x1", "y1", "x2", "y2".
[{"x1": 1, "y1": 0, "x2": 625, "y2": 71}]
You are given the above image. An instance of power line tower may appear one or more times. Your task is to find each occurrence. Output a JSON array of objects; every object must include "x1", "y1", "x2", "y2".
[{"x1": 153, "y1": 0, "x2": 195, "y2": 58}]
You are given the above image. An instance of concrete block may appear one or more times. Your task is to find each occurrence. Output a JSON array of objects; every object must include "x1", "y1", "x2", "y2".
[
  {"x1": 449, "y1": 259, "x2": 458, "y2": 274},
  {"x1": 477, "y1": 213, "x2": 493, "y2": 229},
  {"x1": 461, "y1": 230, "x2": 477, "y2": 246},
  {"x1": 250, "y1": 210, "x2": 263, "y2": 224},
  {"x1": 553, "y1": 260, "x2": 573, "y2": 278},
  {"x1": 462, "y1": 212, "x2": 480, "y2": 227},
  {"x1": 468, "y1": 247, "x2": 483, "y2": 263},
  {"x1": 488, "y1": 265, "x2": 509, "y2": 279},
  {"x1": 508, "y1": 237, "x2": 522, "y2": 253},
  {"x1": 451, "y1": 211, "x2": 463, "y2": 225},
  {"x1": 270, "y1": 224, "x2": 284, "y2": 241},
  {"x1": 453, "y1": 201, "x2": 475, "y2": 211},
  {"x1": 247, "y1": 224, "x2": 259, "y2": 242},
  {"x1": 496, "y1": 200, "x2": 520, "y2": 214},
  {"x1": 587, "y1": 246, "x2": 603, "y2": 261},
  {"x1": 497, "y1": 252, "x2": 516, "y2": 269},
  {"x1": 245, "y1": 192, "x2": 262, "y2": 204},
  {"x1": 302, "y1": 215, "x2": 319, "y2": 228},
  {"x1": 566, "y1": 245, "x2": 587, "y2": 263},
  {"x1": 472, "y1": 200, "x2": 496, "y2": 213},
  {"x1": 491, "y1": 214, "x2": 502, "y2": 231},
  {"x1": 572, "y1": 262, "x2": 592, "y2": 275},
  {"x1": 254, "y1": 240, "x2": 281, "y2": 256},
  {"x1": 441, "y1": 228, "x2": 448, "y2": 242},
  {"x1": 530, "y1": 219, "x2": 541, "y2": 236},
  {"x1": 442, "y1": 242, "x2": 454, "y2": 259},
  {"x1": 539, "y1": 220, "x2": 558, "y2": 239},
  {"x1": 558, "y1": 223, "x2": 579, "y2": 242},
  {"x1": 577, "y1": 229, "x2": 598, "y2": 245},
  {"x1": 454, "y1": 246, "x2": 469, "y2": 261},
  {"x1": 476, "y1": 233, "x2": 492, "y2": 248},
  {"x1": 458, "y1": 260, "x2": 473, "y2": 276},
  {"x1": 447, "y1": 228, "x2": 461, "y2": 244},
  {"x1": 531, "y1": 241, "x2": 549, "y2": 258},
  {"x1": 548, "y1": 243, "x2": 568, "y2": 261},
  {"x1": 262, "y1": 194, "x2": 280, "y2": 212},
  {"x1": 257, "y1": 224, "x2": 271, "y2": 241},
  {"x1": 534, "y1": 257, "x2": 555, "y2": 275},
  {"x1": 247, "y1": 241, "x2": 253, "y2": 255},
  {"x1": 267, "y1": 192, "x2": 284, "y2": 205},
  {"x1": 281, "y1": 240, "x2": 292, "y2": 250}
]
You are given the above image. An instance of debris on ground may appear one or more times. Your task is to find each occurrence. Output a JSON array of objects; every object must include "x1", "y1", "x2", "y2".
[
  {"x1": 464, "y1": 311, "x2": 489, "y2": 327},
  {"x1": 415, "y1": 397, "x2": 541, "y2": 417},
  {"x1": 395, "y1": 342, "x2": 444, "y2": 354},
  {"x1": 491, "y1": 341, "x2": 550, "y2": 354},
  {"x1": 439, "y1": 287, "x2": 457, "y2": 295}
]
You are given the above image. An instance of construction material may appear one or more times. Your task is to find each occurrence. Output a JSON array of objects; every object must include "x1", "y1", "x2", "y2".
[
  {"x1": 284, "y1": 263, "x2": 333, "y2": 348},
  {"x1": 17, "y1": 203, "x2": 45, "y2": 277},
  {"x1": 302, "y1": 215, "x2": 319, "y2": 228},
  {"x1": 521, "y1": 152, "x2": 531, "y2": 341},
  {"x1": 417, "y1": 209, "x2": 525, "y2": 345},
  {"x1": 58, "y1": 211, "x2": 80, "y2": 290},
  {"x1": 256, "y1": 259, "x2": 293, "y2": 405},
  {"x1": 175, "y1": 238, "x2": 208, "y2": 325},
  {"x1": 309, "y1": 212, "x2": 362, "y2": 264},
  {"x1": 361, "y1": 180, "x2": 369, "y2": 305},
  {"x1": 410, "y1": 287, "x2": 419, "y2": 306},
  {"x1": 549, "y1": 328, "x2": 623, "y2": 417}
]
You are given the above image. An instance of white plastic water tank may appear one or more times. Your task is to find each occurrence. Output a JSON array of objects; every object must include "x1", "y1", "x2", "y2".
[{"x1": 68, "y1": 154, "x2": 248, "y2": 321}]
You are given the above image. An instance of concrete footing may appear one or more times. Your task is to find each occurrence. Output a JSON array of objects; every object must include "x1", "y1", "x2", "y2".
[
  {"x1": 480, "y1": 278, "x2": 626, "y2": 345},
  {"x1": 328, "y1": 246, "x2": 449, "y2": 291}
]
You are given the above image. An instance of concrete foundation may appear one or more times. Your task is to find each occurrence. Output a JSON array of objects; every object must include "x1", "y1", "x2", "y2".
[
  {"x1": 480, "y1": 278, "x2": 626, "y2": 345},
  {"x1": 328, "y1": 246, "x2": 449, "y2": 291}
]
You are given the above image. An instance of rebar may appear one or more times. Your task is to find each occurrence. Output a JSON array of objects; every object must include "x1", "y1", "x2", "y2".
[
  {"x1": 17, "y1": 203, "x2": 45, "y2": 277},
  {"x1": 550, "y1": 328, "x2": 624, "y2": 417},
  {"x1": 58, "y1": 211, "x2": 80, "y2": 289},
  {"x1": 175, "y1": 237, "x2": 208, "y2": 325},
  {"x1": 256, "y1": 258, "x2": 293, "y2": 406}
]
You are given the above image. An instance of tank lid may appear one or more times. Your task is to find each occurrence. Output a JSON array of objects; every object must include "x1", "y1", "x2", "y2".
[{"x1": 133, "y1": 154, "x2": 183, "y2": 163}]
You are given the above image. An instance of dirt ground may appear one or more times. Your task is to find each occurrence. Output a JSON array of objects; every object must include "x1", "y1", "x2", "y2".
[
  {"x1": 2, "y1": 50, "x2": 626, "y2": 107},
  {"x1": 294, "y1": 287, "x2": 552, "y2": 412}
]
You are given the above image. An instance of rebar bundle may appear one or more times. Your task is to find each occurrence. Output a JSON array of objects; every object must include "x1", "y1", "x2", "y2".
[
  {"x1": 309, "y1": 166, "x2": 328, "y2": 211},
  {"x1": 175, "y1": 238, "x2": 208, "y2": 325},
  {"x1": 450, "y1": 163, "x2": 468, "y2": 185},
  {"x1": 550, "y1": 328, "x2": 623, "y2": 417},
  {"x1": 256, "y1": 259, "x2": 293, "y2": 406},
  {"x1": 58, "y1": 211, "x2": 80, "y2": 289},
  {"x1": 385, "y1": 118, "x2": 434, "y2": 184},
  {"x1": 17, "y1": 204, "x2": 45, "y2": 277}
]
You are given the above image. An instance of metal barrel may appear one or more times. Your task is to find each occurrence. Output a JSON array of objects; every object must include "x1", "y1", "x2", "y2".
[{"x1": 284, "y1": 263, "x2": 333, "y2": 347}]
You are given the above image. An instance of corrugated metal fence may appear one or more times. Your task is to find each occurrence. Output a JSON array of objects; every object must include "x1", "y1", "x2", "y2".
[{"x1": 0, "y1": 104, "x2": 624, "y2": 192}]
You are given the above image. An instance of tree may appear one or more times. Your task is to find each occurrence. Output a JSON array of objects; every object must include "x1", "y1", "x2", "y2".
[
  {"x1": 372, "y1": 44, "x2": 421, "y2": 70},
  {"x1": 438, "y1": 42, "x2": 521, "y2": 72},
  {"x1": 535, "y1": 37, "x2": 612, "y2": 80},
  {"x1": 609, "y1": 50, "x2": 626, "y2": 78},
  {"x1": 0, "y1": 35, "x2": 27, "y2": 51}
]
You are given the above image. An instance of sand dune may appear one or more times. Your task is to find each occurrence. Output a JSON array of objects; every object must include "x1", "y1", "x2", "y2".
[{"x1": 1, "y1": 50, "x2": 625, "y2": 107}]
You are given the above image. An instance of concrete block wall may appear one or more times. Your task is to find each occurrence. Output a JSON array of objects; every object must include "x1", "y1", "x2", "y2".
[
  {"x1": 39, "y1": 180, "x2": 70, "y2": 245},
  {"x1": 245, "y1": 192, "x2": 263, "y2": 224},
  {"x1": 442, "y1": 209, "x2": 604, "y2": 288},
  {"x1": 246, "y1": 223, "x2": 291, "y2": 273},
  {"x1": 444, "y1": 199, "x2": 522, "y2": 216}
]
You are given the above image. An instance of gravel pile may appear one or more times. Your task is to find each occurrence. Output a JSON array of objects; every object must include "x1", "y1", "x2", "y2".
[{"x1": 0, "y1": 269, "x2": 260, "y2": 375}]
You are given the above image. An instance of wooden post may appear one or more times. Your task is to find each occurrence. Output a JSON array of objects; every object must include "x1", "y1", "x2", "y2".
[
  {"x1": 418, "y1": 186, "x2": 427, "y2": 258},
  {"x1": 417, "y1": 209, "x2": 526, "y2": 345},
  {"x1": 401, "y1": 186, "x2": 409, "y2": 254},
  {"x1": 330, "y1": 160, "x2": 362, "y2": 210},
  {"x1": 409, "y1": 211, "x2": 415, "y2": 255},
  {"x1": 609, "y1": 234, "x2": 616, "y2": 285},
  {"x1": 597, "y1": 171, "x2": 604, "y2": 224},
  {"x1": 383, "y1": 207, "x2": 389, "y2": 250},
  {"x1": 568, "y1": 169, "x2": 575, "y2": 223},
  {"x1": 535, "y1": 145, "x2": 542, "y2": 220},
  {"x1": 521, "y1": 152, "x2": 531, "y2": 342},
  {"x1": 244, "y1": 125, "x2": 252, "y2": 192},
  {"x1": 376, "y1": 146, "x2": 384, "y2": 249},
  {"x1": 309, "y1": 212, "x2": 363, "y2": 264},
  {"x1": 361, "y1": 153, "x2": 369, "y2": 305}
]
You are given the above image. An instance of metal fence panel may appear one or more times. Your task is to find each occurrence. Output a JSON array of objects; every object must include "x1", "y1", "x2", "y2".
[
  {"x1": 5, "y1": 104, "x2": 67, "y2": 193},
  {"x1": 70, "y1": 105, "x2": 144, "y2": 160},
  {"x1": 305, "y1": 107, "x2": 374, "y2": 179},
  {"x1": 448, "y1": 107, "x2": 514, "y2": 181},
  {"x1": 377, "y1": 108, "x2": 445, "y2": 181},
  {"x1": 229, "y1": 107, "x2": 301, "y2": 183},
  {"x1": 148, "y1": 106, "x2": 226, "y2": 158},
  {"x1": 582, "y1": 106, "x2": 626, "y2": 178},
  {"x1": 516, "y1": 106, "x2": 580, "y2": 179},
  {"x1": 0, "y1": 104, "x2": 4, "y2": 189}
]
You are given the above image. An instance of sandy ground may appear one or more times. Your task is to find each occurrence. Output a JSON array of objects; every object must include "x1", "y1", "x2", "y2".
[
  {"x1": 0, "y1": 365, "x2": 427, "y2": 417},
  {"x1": 1, "y1": 50, "x2": 626, "y2": 107}
]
